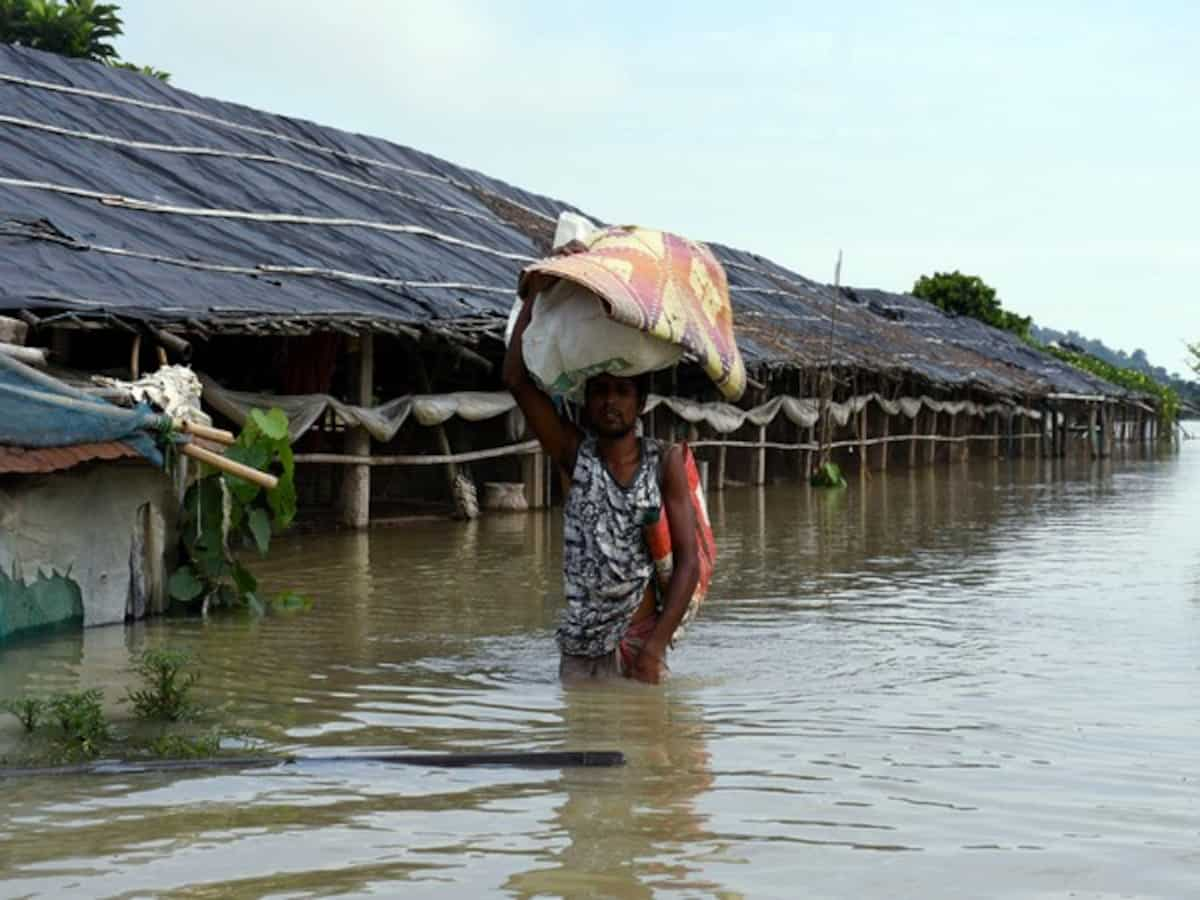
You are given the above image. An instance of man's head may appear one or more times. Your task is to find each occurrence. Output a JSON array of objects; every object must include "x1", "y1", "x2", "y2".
[{"x1": 584, "y1": 372, "x2": 650, "y2": 438}]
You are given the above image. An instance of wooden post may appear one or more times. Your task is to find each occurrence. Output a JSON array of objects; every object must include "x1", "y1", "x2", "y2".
[
  {"x1": 523, "y1": 447, "x2": 546, "y2": 509},
  {"x1": 858, "y1": 402, "x2": 868, "y2": 475},
  {"x1": 413, "y1": 342, "x2": 462, "y2": 509},
  {"x1": 755, "y1": 424, "x2": 767, "y2": 486},
  {"x1": 879, "y1": 401, "x2": 890, "y2": 471},
  {"x1": 338, "y1": 333, "x2": 374, "y2": 529},
  {"x1": 752, "y1": 381, "x2": 767, "y2": 486},
  {"x1": 716, "y1": 444, "x2": 727, "y2": 491},
  {"x1": 991, "y1": 411, "x2": 1000, "y2": 458},
  {"x1": 926, "y1": 411, "x2": 938, "y2": 465},
  {"x1": 909, "y1": 408, "x2": 920, "y2": 467}
]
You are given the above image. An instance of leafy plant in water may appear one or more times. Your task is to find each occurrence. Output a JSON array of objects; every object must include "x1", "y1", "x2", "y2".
[
  {"x1": 126, "y1": 648, "x2": 200, "y2": 722},
  {"x1": 169, "y1": 407, "x2": 304, "y2": 613},
  {"x1": 2, "y1": 696, "x2": 47, "y2": 732},
  {"x1": 48, "y1": 689, "x2": 110, "y2": 760},
  {"x1": 810, "y1": 461, "x2": 847, "y2": 489}
]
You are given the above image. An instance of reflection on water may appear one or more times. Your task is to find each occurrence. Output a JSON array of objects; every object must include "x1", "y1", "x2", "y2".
[{"x1": 2, "y1": 448, "x2": 1200, "y2": 897}]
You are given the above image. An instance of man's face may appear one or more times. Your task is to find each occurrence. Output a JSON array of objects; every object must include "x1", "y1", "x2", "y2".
[{"x1": 585, "y1": 374, "x2": 642, "y2": 438}]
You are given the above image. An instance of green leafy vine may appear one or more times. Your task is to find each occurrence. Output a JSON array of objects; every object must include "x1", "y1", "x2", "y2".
[
  {"x1": 1041, "y1": 345, "x2": 1181, "y2": 429},
  {"x1": 168, "y1": 408, "x2": 306, "y2": 614}
]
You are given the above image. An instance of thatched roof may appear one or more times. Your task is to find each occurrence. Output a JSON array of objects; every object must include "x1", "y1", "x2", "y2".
[{"x1": 0, "y1": 45, "x2": 1133, "y2": 403}]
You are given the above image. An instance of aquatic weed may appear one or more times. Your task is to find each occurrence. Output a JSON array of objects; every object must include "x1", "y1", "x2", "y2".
[
  {"x1": 127, "y1": 648, "x2": 201, "y2": 722},
  {"x1": 2, "y1": 696, "x2": 47, "y2": 732}
]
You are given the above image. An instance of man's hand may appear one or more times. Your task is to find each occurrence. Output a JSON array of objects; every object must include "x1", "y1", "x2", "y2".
[{"x1": 630, "y1": 646, "x2": 668, "y2": 684}]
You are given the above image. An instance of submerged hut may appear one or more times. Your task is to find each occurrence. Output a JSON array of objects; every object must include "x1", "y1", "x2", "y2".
[
  {"x1": 0, "y1": 335, "x2": 177, "y2": 639},
  {"x1": 0, "y1": 45, "x2": 1161, "y2": 534}
]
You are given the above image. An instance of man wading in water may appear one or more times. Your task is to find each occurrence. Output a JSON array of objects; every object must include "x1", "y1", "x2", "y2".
[{"x1": 504, "y1": 297, "x2": 700, "y2": 684}]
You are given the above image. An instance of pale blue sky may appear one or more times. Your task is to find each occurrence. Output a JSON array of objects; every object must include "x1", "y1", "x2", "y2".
[{"x1": 115, "y1": 1, "x2": 1198, "y2": 376}]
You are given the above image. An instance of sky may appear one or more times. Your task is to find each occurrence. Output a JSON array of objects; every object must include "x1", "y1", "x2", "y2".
[{"x1": 114, "y1": 1, "x2": 1198, "y2": 377}]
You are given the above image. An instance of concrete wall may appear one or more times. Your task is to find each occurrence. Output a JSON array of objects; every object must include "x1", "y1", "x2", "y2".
[{"x1": 0, "y1": 461, "x2": 175, "y2": 634}]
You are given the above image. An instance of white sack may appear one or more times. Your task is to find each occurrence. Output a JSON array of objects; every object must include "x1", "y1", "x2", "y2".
[{"x1": 519, "y1": 279, "x2": 682, "y2": 400}]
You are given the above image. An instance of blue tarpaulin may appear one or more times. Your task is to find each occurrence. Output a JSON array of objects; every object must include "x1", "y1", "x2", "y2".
[{"x1": 0, "y1": 353, "x2": 164, "y2": 465}]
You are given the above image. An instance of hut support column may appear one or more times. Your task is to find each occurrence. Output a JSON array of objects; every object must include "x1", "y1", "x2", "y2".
[
  {"x1": 879, "y1": 405, "x2": 890, "y2": 471},
  {"x1": 523, "y1": 448, "x2": 545, "y2": 509},
  {"x1": 716, "y1": 445, "x2": 726, "y2": 491},
  {"x1": 908, "y1": 410, "x2": 920, "y2": 467},
  {"x1": 338, "y1": 334, "x2": 374, "y2": 530},
  {"x1": 858, "y1": 403, "x2": 868, "y2": 475},
  {"x1": 755, "y1": 425, "x2": 767, "y2": 486},
  {"x1": 412, "y1": 345, "x2": 463, "y2": 509},
  {"x1": 926, "y1": 412, "x2": 938, "y2": 465}
]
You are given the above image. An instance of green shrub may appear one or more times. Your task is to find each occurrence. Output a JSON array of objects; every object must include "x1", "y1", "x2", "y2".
[
  {"x1": 48, "y1": 690, "x2": 110, "y2": 760},
  {"x1": 127, "y1": 648, "x2": 200, "y2": 722},
  {"x1": 2, "y1": 697, "x2": 47, "y2": 733}
]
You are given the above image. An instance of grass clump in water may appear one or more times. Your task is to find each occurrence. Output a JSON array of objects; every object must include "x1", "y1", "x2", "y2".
[
  {"x1": 48, "y1": 689, "x2": 111, "y2": 761},
  {"x1": 1, "y1": 697, "x2": 47, "y2": 733},
  {"x1": 126, "y1": 648, "x2": 201, "y2": 722},
  {"x1": 1, "y1": 648, "x2": 260, "y2": 769}
]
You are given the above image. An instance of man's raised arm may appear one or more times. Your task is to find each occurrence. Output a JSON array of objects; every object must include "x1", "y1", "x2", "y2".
[{"x1": 502, "y1": 296, "x2": 581, "y2": 476}]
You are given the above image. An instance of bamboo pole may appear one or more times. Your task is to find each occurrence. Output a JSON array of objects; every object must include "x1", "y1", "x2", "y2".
[
  {"x1": 412, "y1": 340, "x2": 468, "y2": 511},
  {"x1": 129, "y1": 333, "x2": 141, "y2": 380},
  {"x1": 879, "y1": 397, "x2": 890, "y2": 471},
  {"x1": 858, "y1": 395, "x2": 868, "y2": 476},
  {"x1": 0, "y1": 343, "x2": 48, "y2": 367},
  {"x1": 297, "y1": 439, "x2": 541, "y2": 467},
  {"x1": 181, "y1": 442, "x2": 278, "y2": 490},
  {"x1": 175, "y1": 420, "x2": 235, "y2": 446},
  {"x1": 909, "y1": 407, "x2": 920, "y2": 467}
]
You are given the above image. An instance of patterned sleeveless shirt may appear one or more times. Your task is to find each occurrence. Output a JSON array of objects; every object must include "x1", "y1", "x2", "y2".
[{"x1": 558, "y1": 435, "x2": 663, "y2": 657}]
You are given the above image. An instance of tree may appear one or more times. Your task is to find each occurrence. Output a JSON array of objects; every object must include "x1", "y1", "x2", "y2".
[
  {"x1": 911, "y1": 270, "x2": 1032, "y2": 339},
  {"x1": 0, "y1": 0, "x2": 167, "y2": 79},
  {"x1": 1189, "y1": 342, "x2": 1199, "y2": 377}
]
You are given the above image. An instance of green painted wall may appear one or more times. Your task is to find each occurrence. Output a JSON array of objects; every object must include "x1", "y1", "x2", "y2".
[{"x1": 0, "y1": 568, "x2": 83, "y2": 641}]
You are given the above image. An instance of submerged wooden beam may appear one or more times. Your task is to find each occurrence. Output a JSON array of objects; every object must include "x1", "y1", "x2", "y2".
[{"x1": 0, "y1": 750, "x2": 626, "y2": 778}]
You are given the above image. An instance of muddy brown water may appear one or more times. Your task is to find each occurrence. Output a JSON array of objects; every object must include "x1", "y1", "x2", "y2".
[{"x1": 2, "y1": 446, "x2": 1199, "y2": 898}]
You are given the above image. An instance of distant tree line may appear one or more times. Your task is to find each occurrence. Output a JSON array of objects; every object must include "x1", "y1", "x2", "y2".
[{"x1": 0, "y1": 0, "x2": 166, "y2": 79}]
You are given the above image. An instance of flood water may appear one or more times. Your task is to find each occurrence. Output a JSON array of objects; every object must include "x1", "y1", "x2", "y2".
[{"x1": 2, "y1": 444, "x2": 1199, "y2": 898}]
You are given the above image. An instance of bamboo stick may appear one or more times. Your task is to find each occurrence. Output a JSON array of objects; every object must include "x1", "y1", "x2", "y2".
[
  {"x1": 180, "y1": 442, "x2": 279, "y2": 490},
  {"x1": 0, "y1": 343, "x2": 48, "y2": 366},
  {"x1": 175, "y1": 420, "x2": 235, "y2": 446},
  {"x1": 297, "y1": 439, "x2": 541, "y2": 466}
]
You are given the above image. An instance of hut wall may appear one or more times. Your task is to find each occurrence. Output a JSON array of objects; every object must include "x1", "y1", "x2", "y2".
[{"x1": 0, "y1": 462, "x2": 175, "y2": 634}]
